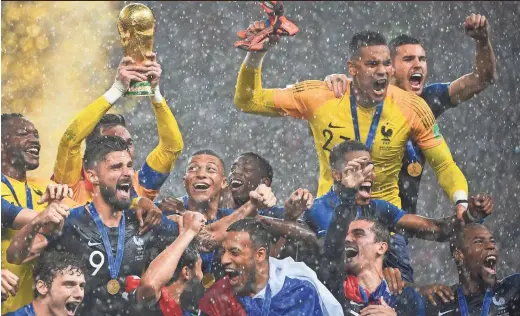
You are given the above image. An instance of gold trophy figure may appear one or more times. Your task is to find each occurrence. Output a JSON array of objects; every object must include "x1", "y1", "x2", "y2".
[{"x1": 117, "y1": 3, "x2": 156, "y2": 96}]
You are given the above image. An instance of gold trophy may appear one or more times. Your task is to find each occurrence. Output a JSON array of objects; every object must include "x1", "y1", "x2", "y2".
[{"x1": 117, "y1": 3, "x2": 156, "y2": 96}]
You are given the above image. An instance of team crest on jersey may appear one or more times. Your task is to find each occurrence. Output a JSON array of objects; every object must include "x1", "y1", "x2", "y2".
[
  {"x1": 133, "y1": 236, "x2": 144, "y2": 246},
  {"x1": 133, "y1": 236, "x2": 145, "y2": 261},
  {"x1": 493, "y1": 296, "x2": 506, "y2": 306},
  {"x1": 381, "y1": 124, "x2": 393, "y2": 144}
]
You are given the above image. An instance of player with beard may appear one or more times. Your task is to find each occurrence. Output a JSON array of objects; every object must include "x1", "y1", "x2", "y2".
[
  {"x1": 5, "y1": 250, "x2": 86, "y2": 316},
  {"x1": 324, "y1": 14, "x2": 496, "y2": 214},
  {"x1": 304, "y1": 140, "x2": 493, "y2": 283},
  {"x1": 53, "y1": 53, "x2": 183, "y2": 208},
  {"x1": 125, "y1": 211, "x2": 206, "y2": 316},
  {"x1": 6, "y1": 136, "x2": 180, "y2": 316},
  {"x1": 423, "y1": 224, "x2": 520, "y2": 315},
  {"x1": 1, "y1": 113, "x2": 77, "y2": 313},
  {"x1": 199, "y1": 218, "x2": 343, "y2": 316},
  {"x1": 319, "y1": 158, "x2": 425, "y2": 315},
  {"x1": 234, "y1": 25, "x2": 469, "y2": 224}
]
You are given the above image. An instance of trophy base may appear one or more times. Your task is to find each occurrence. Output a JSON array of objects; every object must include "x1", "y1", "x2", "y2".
[{"x1": 125, "y1": 81, "x2": 154, "y2": 97}]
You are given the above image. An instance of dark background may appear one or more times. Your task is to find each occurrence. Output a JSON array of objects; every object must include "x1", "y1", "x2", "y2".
[
  {"x1": 5, "y1": 1, "x2": 518, "y2": 286},
  {"x1": 127, "y1": 1, "x2": 519, "y2": 285}
]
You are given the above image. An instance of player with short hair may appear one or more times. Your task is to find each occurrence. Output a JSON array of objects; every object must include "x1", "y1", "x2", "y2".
[
  {"x1": 125, "y1": 211, "x2": 206, "y2": 316},
  {"x1": 424, "y1": 224, "x2": 520, "y2": 315},
  {"x1": 227, "y1": 152, "x2": 317, "y2": 265},
  {"x1": 4, "y1": 250, "x2": 86, "y2": 316},
  {"x1": 304, "y1": 140, "x2": 493, "y2": 283},
  {"x1": 173, "y1": 149, "x2": 278, "y2": 287},
  {"x1": 6, "y1": 136, "x2": 178, "y2": 316},
  {"x1": 319, "y1": 158, "x2": 425, "y2": 315},
  {"x1": 199, "y1": 218, "x2": 342, "y2": 316},
  {"x1": 1, "y1": 113, "x2": 77, "y2": 313},
  {"x1": 234, "y1": 25, "x2": 469, "y2": 222},
  {"x1": 53, "y1": 53, "x2": 183, "y2": 206},
  {"x1": 324, "y1": 13, "x2": 496, "y2": 214}
]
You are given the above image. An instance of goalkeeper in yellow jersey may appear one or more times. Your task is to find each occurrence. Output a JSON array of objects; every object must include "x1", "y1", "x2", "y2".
[
  {"x1": 53, "y1": 52, "x2": 183, "y2": 205},
  {"x1": 234, "y1": 22, "x2": 470, "y2": 221}
]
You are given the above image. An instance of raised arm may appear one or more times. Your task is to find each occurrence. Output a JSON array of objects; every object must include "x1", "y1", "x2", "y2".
[
  {"x1": 234, "y1": 21, "x2": 334, "y2": 119},
  {"x1": 136, "y1": 211, "x2": 205, "y2": 303},
  {"x1": 449, "y1": 13, "x2": 496, "y2": 105},
  {"x1": 135, "y1": 53, "x2": 184, "y2": 200},
  {"x1": 53, "y1": 57, "x2": 148, "y2": 185}
]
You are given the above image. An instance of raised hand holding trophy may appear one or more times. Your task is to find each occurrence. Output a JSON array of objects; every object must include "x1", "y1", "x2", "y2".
[{"x1": 117, "y1": 3, "x2": 156, "y2": 96}]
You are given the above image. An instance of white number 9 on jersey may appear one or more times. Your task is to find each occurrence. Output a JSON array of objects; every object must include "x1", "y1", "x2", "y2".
[{"x1": 89, "y1": 250, "x2": 105, "y2": 276}]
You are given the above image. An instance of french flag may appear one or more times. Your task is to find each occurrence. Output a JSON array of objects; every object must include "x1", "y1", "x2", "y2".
[{"x1": 201, "y1": 257, "x2": 343, "y2": 316}]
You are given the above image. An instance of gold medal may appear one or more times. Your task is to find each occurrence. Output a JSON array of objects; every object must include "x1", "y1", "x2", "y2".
[
  {"x1": 107, "y1": 279, "x2": 120, "y2": 295},
  {"x1": 407, "y1": 162, "x2": 423, "y2": 177},
  {"x1": 202, "y1": 273, "x2": 216, "y2": 289}
]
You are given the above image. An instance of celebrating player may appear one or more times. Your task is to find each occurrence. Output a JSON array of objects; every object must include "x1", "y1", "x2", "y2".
[
  {"x1": 1, "y1": 113, "x2": 77, "y2": 313},
  {"x1": 167, "y1": 149, "x2": 280, "y2": 288},
  {"x1": 126, "y1": 211, "x2": 206, "y2": 316},
  {"x1": 199, "y1": 218, "x2": 343, "y2": 316},
  {"x1": 319, "y1": 158, "x2": 425, "y2": 315},
  {"x1": 1, "y1": 189, "x2": 72, "y2": 303},
  {"x1": 304, "y1": 140, "x2": 493, "y2": 282},
  {"x1": 424, "y1": 224, "x2": 520, "y2": 315},
  {"x1": 5, "y1": 250, "x2": 86, "y2": 316},
  {"x1": 324, "y1": 13, "x2": 496, "y2": 214},
  {"x1": 233, "y1": 24, "x2": 469, "y2": 222},
  {"x1": 53, "y1": 53, "x2": 183, "y2": 205},
  {"x1": 7, "y1": 136, "x2": 179, "y2": 316}
]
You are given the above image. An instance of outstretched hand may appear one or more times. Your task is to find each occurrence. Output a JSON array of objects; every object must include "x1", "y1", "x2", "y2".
[{"x1": 342, "y1": 157, "x2": 374, "y2": 189}]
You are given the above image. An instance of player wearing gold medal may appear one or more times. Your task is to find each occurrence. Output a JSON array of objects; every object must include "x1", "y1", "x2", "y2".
[
  {"x1": 324, "y1": 13, "x2": 496, "y2": 214},
  {"x1": 233, "y1": 22, "x2": 469, "y2": 221},
  {"x1": 6, "y1": 136, "x2": 180, "y2": 316}
]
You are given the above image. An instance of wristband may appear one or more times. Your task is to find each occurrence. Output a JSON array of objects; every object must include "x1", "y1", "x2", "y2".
[
  {"x1": 465, "y1": 208, "x2": 477, "y2": 222},
  {"x1": 103, "y1": 80, "x2": 126, "y2": 105},
  {"x1": 150, "y1": 85, "x2": 163, "y2": 104}
]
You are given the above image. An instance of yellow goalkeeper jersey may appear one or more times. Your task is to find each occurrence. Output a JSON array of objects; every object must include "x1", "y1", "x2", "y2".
[{"x1": 234, "y1": 64, "x2": 467, "y2": 207}]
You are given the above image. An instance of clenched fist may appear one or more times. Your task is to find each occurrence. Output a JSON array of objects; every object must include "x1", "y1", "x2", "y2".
[
  {"x1": 183, "y1": 211, "x2": 207, "y2": 235},
  {"x1": 464, "y1": 13, "x2": 489, "y2": 41},
  {"x1": 284, "y1": 188, "x2": 313, "y2": 221},
  {"x1": 249, "y1": 184, "x2": 277, "y2": 209}
]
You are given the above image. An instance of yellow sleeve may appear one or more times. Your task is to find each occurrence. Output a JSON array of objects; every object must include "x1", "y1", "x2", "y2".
[
  {"x1": 53, "y1": 96, "x2": 112, "y2": 185},
  {"x1": 234, "y1": 64, "x2": 336, "y2": 120},
  {"x1": 145, "y1": 98, "x2": 184, "y2": 174},
  {"x1": 423, "y1": 141, "x2": 468, "y2": 204}
]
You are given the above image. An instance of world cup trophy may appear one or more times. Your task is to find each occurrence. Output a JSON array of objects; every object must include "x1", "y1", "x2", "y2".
[{"x1": 117, "y1": 3, "x2": 156, "y2": 96}]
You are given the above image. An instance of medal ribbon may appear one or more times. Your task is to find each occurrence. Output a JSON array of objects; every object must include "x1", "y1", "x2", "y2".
[
  {"x1": 331, "y1": 187, "x2": 362, "y2": 217},
  {"x1": 89, "y1": 203, "x2": 125, "y2": 280},
  {"x1": 24, "y1": 303, "x2": 36, "y2": 316},
  {"x1": 350, "y1": 86, "x2": 384, "y2": 152},
  {"x1": 406, "y1": 140, "x2": 420, "y2": 164},
  {"x1": 457, "y1": 287, "x2": 493, "y2": 316},
  {"x1": 1, "y1": 174, "x2": 33, "y2": 209}
]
